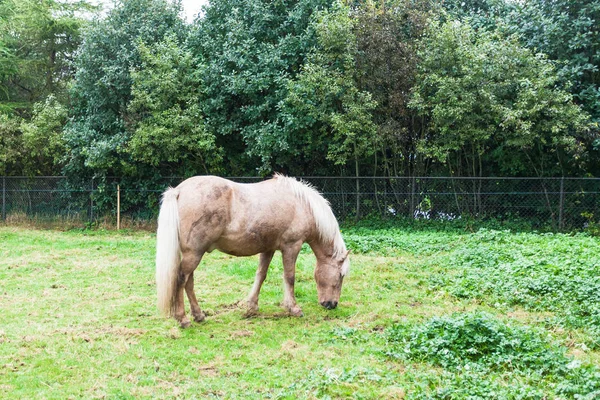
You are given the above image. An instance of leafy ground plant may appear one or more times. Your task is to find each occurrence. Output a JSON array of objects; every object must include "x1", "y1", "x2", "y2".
[
  {"x1": 387, "y1": 312, "x2": 600, "y2": 399},
  {"x1": 427, "y1": 229, "x2": 600, "y2": 347}
]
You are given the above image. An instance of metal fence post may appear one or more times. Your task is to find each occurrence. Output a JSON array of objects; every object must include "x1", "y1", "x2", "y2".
[
  {"x1": 90, "y1": 178, "x2": 94, "y2": 222},
  {"x1": 355, "y1": 177, "x2": 360, "y2": 218},
  {"x1": 559, "y1": 177, "x2": 565, "y2": 230},
  {"x1": 117, "y1": 184, "x2": 120, "y2": 230},
  {"x1": 2, "y1": 176, "x2": 5, "y2": 221},
  {"x1": 409, "y1": 176, "x2": 416, "y2": 218}
]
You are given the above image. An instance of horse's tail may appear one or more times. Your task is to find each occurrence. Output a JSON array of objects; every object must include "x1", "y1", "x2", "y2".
[{"x1": 155, "y1": 187, "x2": 181, "y2": 317}]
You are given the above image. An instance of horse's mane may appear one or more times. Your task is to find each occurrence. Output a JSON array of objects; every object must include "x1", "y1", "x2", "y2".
[{"x1": 274, "y1": 174, "x2": 347, "y2": 259}]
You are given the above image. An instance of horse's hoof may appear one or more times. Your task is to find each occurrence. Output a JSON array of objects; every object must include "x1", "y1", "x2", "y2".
[
  {"x1": 193, "y1": 312, "x2": 206, "y2": 323},
  {"x1": 179, "y1": 319, "x2": 191, "y2": 329},
  {"x1": 289, "y1": 307, "x2": 304, "y2": 317},
  {"x1": 244, "y1": 303, "x2": 259, "y2": 318}
]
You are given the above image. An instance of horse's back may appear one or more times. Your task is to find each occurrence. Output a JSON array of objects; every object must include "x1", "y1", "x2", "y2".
[{"x1": 175, "y1": 176, "x2": 312, "y2": 256}]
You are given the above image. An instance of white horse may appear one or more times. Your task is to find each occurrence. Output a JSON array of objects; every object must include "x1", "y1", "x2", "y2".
[{"x1": 155, "y1": 174, "x2": 350, "y2": 327}]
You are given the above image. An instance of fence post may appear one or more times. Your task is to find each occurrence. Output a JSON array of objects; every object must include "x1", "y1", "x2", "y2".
[
  {"x1": 355, "y1": 177, "x2": 360, "y2": 219},
  {"x1": 559, "y1": 177, "x2": 565, "y2": 230},
  {"x1": 409, "y1": 176, "x2": 416, "y2": 218},
  {"x1": 117, "y1": 185, "x2": 120, "y2": 230},
  {"x1": 2, "y1": 176, "x2": 5, "y2": 221},
  {"x1": 90, "y1": 178, "x2": 94, "y2": 222}
]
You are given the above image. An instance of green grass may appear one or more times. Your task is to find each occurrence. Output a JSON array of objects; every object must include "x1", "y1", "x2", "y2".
[{"x1": 0, "y1": 226, "x2": 599, "y2": 399}]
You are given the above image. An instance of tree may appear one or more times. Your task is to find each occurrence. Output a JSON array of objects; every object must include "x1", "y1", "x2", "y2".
[
  {"x1": 63, "y1": 0, "x2": 186, "y2": 180},
  {"x1": 0, "y1": 0, "x2": 95, "y2": 114},
  {"x1": 442, "y1": 0, "x2": 600, "y2": 175},
  {"x1": 411, "y1": 18, "x2": 591, "y2": 178},
  {"x1": 502, "y1": 0, "x2": 600, "y2": 175},
  {"x1": 0, "y1": 114, "x2": 23, "y2": 175},
  {"x1": 191, "y1": 0, "x2": 333, "y2": 174},
  {"x1": 127, "y1": 35, "x2": 221, "y2": 175},
  {"x1": 502, "y1": 0, "x2": 600, "y2": 122},
  {"x1": 0, "y1": 0, "x2": 94, "y2": 176},
  {"x1": 353, "y1": 0, "x2": 435, "y2": 177},
  {"x1": 21, "y1": 95, "x2": 68, "y2": 175},
  {"x1": 441, "y1": 0, "x2": 511, "y2": 30},
  {"x1": 282, "y1": 2, "x2": 376, "y2": 177}
]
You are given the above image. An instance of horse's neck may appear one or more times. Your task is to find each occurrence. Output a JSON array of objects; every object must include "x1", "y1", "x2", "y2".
[{"x1": 308, "y1": 234, "x2": 336, "y2": 261}]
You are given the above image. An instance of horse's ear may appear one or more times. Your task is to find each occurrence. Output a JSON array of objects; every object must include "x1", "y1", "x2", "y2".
[{"x1": 344, "y1": 249, "x2": 351, "y2": 259}]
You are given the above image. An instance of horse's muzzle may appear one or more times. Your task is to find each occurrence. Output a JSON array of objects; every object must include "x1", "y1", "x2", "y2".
[{"x1": 320, "y1": 301, "x2": 338, "y2": 310}]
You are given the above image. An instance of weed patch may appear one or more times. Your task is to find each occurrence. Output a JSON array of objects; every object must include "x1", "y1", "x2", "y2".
[
  {"x1": 428, "y1": 229, "x2": 600, "y2": 346},
  {"x1": 386, "y1": 312, "x2": 600, "y2": 399}
]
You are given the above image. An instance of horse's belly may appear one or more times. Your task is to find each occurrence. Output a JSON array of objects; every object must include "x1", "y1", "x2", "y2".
[{"x1": 213, "y1": 232, "x2": 276, "y2": 256}]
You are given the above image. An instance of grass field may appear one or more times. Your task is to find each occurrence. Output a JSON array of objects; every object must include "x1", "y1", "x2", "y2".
[{"x1": 1, "y1": 225, "x2": 599, "y2": 399}]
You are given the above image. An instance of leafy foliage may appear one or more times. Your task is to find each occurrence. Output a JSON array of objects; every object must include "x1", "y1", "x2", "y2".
[
  {"x1": 441, "y1": 0, "x2": 511, "y2": 30},
  {"x1": 428, "y1": 229, "x2": 600, "y2": 346},
  {"x1": 410, "y1": 18, "x2": 591, "y2": 177},
  {"x1": 341, "y1": 224, "x2": 600, "y2": 348},
  {"x1": 0, "y1": 0, "x2": 93, "y2": 176},
  {"x1": 191, "y1": 0, "x2": 333, "y2": 174},
  {"x1": 0, "y1": 0, "x2": 598, "y2": 203},
  {"x1": 444, "y1": 0, "x2": 600, "y2": 175},
  {"x1": 506, "y1": 0, "x2": 600, "y2": 176},
  {"x1": 0, "y1": 0, "x2": 94, "y2": 113},
  {"x1": 63, "y1": 0, "x2": 186, "y2": 179},
  {"x1": 282, "y1": 2, "x2": 377, "y2": 173},
  {"x1": 388, "y1": 312, "x2": 566, "y2": 371},
  {"x1": 387, "y1": 312, "x2": 600, "y2": 399},
  {"x1": 353, "y1": 0, "x2": 435, "y2": 176},
  {"x1": 127, "y1": 35, "x2": 221, "y2": 175},
  {"x1": 20, "y1": 95, "x2": 68, "y2": 175},
  {"x1": 0, "y1": 114, "x2": 24, "y2": 175},
  {"x1": 503, "y1": 0, "x2": 600, "y2": 124}
]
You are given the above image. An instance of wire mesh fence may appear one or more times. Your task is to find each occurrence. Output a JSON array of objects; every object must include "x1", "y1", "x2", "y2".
[{"x1": 1, "y1": 176, "x2": 599, "y2": 230}]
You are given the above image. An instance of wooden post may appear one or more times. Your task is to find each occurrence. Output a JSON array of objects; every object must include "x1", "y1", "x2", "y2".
[{"x1": 117, "y1": 185, "x2": 121, "y2": 230}]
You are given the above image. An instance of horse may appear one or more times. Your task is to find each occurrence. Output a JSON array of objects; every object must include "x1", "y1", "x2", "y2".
[{"x1": 155, "y1": 174, "x2": 350, "y2": 328}]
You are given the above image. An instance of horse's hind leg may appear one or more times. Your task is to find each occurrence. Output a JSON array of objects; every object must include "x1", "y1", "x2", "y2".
[
  {"x1": 185, "y1": 271, "x2": 205, "y2": 323},
  {"x1": 174, "y1": 251, "x2": 203, "y2": 328},
  {"x1": 246, "y1": 251, "x2": 274, "y2": 315}
]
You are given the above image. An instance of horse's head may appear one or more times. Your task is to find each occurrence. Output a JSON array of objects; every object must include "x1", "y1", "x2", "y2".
[{"x1": 314, "y1": 250, "x2": 350, "y2": 309}]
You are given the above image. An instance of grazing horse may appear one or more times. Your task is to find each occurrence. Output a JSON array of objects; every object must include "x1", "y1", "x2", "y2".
[{"x1": 155, "y1": 174, "x2": 350, "y2": 328}]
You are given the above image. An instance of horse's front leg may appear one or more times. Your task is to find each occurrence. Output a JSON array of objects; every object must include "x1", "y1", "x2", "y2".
[
  {"x1": 246, "y1": 251, "x2": 274, "y2": 316},
  {"x1": 281, "y1": 244, "x2": 303, "y2": 317}
]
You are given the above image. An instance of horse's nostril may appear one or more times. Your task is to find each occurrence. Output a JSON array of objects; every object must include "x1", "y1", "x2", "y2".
[{"x1": 320, "y1": 301, "x2": 337, "y2": 310}]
